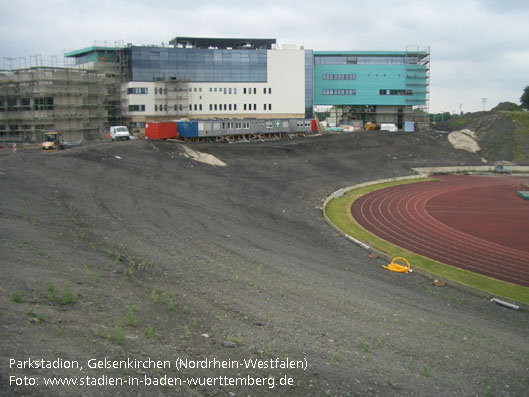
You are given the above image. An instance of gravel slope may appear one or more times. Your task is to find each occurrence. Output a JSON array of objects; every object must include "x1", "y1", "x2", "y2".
[{"x1": 1, "y1": 131, "x2": 528, "y2": 396}]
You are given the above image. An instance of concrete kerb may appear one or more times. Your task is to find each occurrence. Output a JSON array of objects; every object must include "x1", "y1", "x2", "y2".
[{"x1": 322, "y1": 170, "x2": 529, "y2": 311}]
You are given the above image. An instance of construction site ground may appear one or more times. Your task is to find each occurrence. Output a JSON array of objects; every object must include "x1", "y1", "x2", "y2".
[{"x1": 1, "y1": 130, "x2": 528, "y2": 396}]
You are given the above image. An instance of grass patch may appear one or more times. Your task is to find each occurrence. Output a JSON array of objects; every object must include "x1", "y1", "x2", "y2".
[
  {"x1": 325, "y1": 178, "x2": 529, "y2": 305},
  {"x1": 10, "y1": 290, "x2": 26, "y2": 303},
  {"x1": 47, "y1": 282, "x2": 78, "y2": 305}
]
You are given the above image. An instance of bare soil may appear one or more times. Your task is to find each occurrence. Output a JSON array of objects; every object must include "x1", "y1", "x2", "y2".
[{"x1": 1, "y1": 131, "x2": 528, "y2": 396}]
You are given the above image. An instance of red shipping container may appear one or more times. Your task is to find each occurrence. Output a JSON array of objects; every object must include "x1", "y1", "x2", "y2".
[{"x1": 145, "y1": 122, "x2": 178, "y2": 140}]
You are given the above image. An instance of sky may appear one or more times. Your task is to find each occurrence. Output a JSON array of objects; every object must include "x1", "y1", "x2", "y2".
[{"x1": 1, "y1": 0, "x2": 529, "y2": 113}]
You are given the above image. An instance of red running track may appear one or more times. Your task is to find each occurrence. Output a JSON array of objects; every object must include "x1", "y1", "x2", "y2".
[{"x1": 351, "y1": 175, "x2": 529, "y2": 287}]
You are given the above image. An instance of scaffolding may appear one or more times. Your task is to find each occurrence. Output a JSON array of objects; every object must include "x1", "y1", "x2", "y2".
[
  {"x1": 120, "y1": 76, "x2": 191, "y2": 136},
  {"x1": 405, "y1": 45, "x2": 430, "y2": 131},
  {"x1": 0, "y1": 66, "x2": 108, "y2": 143}
]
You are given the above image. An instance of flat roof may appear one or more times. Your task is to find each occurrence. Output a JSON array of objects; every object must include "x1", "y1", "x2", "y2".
[
  {"x1": 169, "y1": 37, "x2": 276, "y2": 49},
  {"x1": 65, "y1": 46, "x2": 121, "y2": 58}
]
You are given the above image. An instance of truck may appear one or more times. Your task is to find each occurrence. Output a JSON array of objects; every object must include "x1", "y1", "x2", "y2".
[{"x1": 109, "y1": 126, "x2": 131, "y2": 141}]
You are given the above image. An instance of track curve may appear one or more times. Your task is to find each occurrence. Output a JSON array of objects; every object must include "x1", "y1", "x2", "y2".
[{"x1": 351, "y1": 175, "x2": 529, "y2": 286}]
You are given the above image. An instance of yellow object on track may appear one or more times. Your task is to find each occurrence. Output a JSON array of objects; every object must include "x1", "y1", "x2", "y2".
[{"x1": 383, "y1": 257, "x2": 411, "y2": 273}]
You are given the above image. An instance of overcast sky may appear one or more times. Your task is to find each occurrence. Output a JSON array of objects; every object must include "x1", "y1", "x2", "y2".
[{"x1": 1, "y1": 0, "x2": 528, "y2": 113}]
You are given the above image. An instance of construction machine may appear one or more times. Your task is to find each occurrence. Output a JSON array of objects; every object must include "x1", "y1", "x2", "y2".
[{"x1": 42, "y1": 132, "x2": 65, "y2": 150}]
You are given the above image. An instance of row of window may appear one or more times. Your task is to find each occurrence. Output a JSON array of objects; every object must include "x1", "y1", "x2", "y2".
[
  {"x1": 128, "y1": 86, "x2": 274, "y2": 96},
  {"x1": 129, "y1": 103, "x2": 274, "y2": 113},
  {"x1": 322, "y1": 89, "x2": 356, "y2": 96},
  {"x1": 379, "y1": 89, "x2": 413, "y2": 96},
  {"x1": 315, "y1": 55, "x2": 419, "y2": 65},
  {"x1": 205, "y1": 103, "x2": 273, "y2": 112},
  {"x1": 127, "y1": 87, "x2": 148, "y2": 95},
  {"x1": 322, "y1": 74, "x2": 356, "y2": 80},
  {"x1": 0, "y1": 98, "x2": 53, "y2": 111},
  {"x1": 128, "y1": 105, "x2": 146, "y2": 112}
]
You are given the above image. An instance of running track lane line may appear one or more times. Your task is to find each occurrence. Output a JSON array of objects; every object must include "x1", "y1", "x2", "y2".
[{"x1": 351, "y1": 176, "x2": 529, "y2": 287}]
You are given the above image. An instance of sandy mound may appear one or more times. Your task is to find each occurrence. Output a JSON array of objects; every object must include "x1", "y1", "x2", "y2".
[
  {"x1": 180, "y1": 145, "x2": 227, "y2": 167},
  {"x1": 448, "y1": 129, "x2": 481, "y2": 153}
]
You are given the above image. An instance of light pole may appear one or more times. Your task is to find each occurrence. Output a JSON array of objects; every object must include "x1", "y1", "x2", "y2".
[{"x1": 481, "y1": 98, "x2": 487, "y2": 111}]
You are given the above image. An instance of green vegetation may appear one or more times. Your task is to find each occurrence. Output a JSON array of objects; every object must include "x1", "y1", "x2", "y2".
[
  {"x1": 47, "y1": 282, "x2": 78, "y2": 305},
  {"x1": 145, "y1": 324, "x2": 154, "y2": 338},
  {"x1": 521, "y1": 86, "x2": 529, "y2": 110},
  {"x1": 325, "y1": 179, "x2": 529, "y2": 305},
  {"x1": 10, "y1": 290, "x2": 25, "y2": 303},
  {"x1": 124, "y1": 305, "x2": 138, "y2": 327},
  {"x1": 506, "y1": 111, "x2": 529, "y2": 160},
  {"x1": 26, "y1": 307, "x2": 45, "y2": 321},
  {"x1": 103, "y1": 324, "x2": 124, "y2": 345}
]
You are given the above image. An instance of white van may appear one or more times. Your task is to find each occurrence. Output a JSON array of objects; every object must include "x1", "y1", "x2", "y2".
[{"x1": 110, "y1": 126, "x2": 131, "y2": 141}]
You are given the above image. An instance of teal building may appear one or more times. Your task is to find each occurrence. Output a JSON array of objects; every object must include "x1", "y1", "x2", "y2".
[{"x1": 314, "y1": 47, "x2": 430, "y2": 129}]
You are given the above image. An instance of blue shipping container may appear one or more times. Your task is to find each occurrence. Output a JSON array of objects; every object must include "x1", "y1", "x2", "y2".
[
  {"x1": 404, "y1": 121, "x2": 415, "y2": 132},
  {"x1": 176, "y1": 121, "x2": 199, "y2": 138}
]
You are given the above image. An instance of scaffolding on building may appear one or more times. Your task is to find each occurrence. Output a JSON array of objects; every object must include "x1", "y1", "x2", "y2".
[
  {"x1": 0, "y1": 66, "x2": 108, "y2": 143},
  {"x1": 405, "y1": 45, "x2": 430, "y2": 131}
]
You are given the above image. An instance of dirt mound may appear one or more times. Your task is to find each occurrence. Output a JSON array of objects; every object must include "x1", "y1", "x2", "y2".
[
  {"x1": 491, "y1": 101, "x2": 521, "y2": 112},
  {"x1": 447, "y1": 111, "x2": 525, "y2": 162},
  {"x1": 1, "y1": 134, "x2": 527, "y2": 396}
]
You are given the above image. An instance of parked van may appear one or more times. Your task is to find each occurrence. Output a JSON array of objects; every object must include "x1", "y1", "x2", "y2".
[{"x1": 110, "y1": 126, "x2": 131, "y2": 141}]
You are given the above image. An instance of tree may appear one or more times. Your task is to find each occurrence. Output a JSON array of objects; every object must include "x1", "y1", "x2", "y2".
[{"x1": 521, "y1": 86, "x2": 529, "y2": 110}]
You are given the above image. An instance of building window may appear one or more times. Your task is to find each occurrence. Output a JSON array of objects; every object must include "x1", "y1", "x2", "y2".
[
  {"x1": 224, "y1": 88, "x2": 227, "y2": 95},
  {"x1": 199, "y1": 104, "x2": 203, "y2": 111},
  {"x1": 268, "y1": 88, "x2": 272, "y2": 94},
  {"x1": 264, "y1": 88, "x2": 267, "y2": 94},
  {"x1": 379, "y1": 89, "x2": 413, "y2": 95},
  {"x1": 234, "y1": 104, "x2": 237, "y2": 111},
  {"x1": 127, "y1": 87, "x2": 148, "y2": 94},
  {"x1": 34, "y1": 97, "x2": 53, "y2": 111},
  {"x1": 322, "y1": 89, "x2": 356, "y2": 95},
  {"x1": 209, "y1": 104, "x2": 213, "y2": 111},
  {"x1": 234, "y1": 88, "x2": 237, "y2": 95},
  {"x1": 21, "y1": 98, "x2": 31, "y2": 111},
  {"x1": 253, "y1": 104, "x2": 257, "y2": 110},
  {"x1": 322, "y1": 74, "x2": 356, "y2": 80},
  {"x1": 223, "y1": 104, "x2": 227, "y2": 111},
  {"x1": 244, "y1": 104, "x2": 247, "y2": 111},
  {"x1": 269, "y1": 104, "x2": 272, "y2": 111},
  {"x1": 214, "y1": 104, "x2": 218, "y2": 111},
  {"x1": 229, "y1": 88, "x2": 232, "y2": 95},
  {"x1": 209, "y1": 87, "x2": 212, "y2": 92},
  {"x1": 264, "y1": 104, "x2": 267, "y2": 110},
  {"x1": 244, "y1": 88, "x2": 247, "y2": 94},
  {"x1": 253, "y1": 88, "x2": 257, "y2": 94},
  {"x1": 154, "y1": 104, "x2": 158, "y2": 111},
  {"x1": 229, "y1": 104, "x2": 232, "y2": 111},
  {"x1": 128, "y1": 104, "x2": 145, "y2": 112}
]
